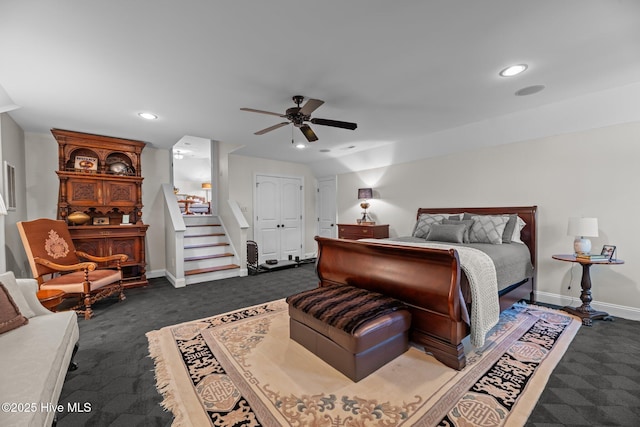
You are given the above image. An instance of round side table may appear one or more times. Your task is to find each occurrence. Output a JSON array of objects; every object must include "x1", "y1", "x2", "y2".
[
  {"x1": 552, "y1": 254, "x2": 624, "y2": 326},
  {"x1": 37, "y1": 289, "x2": 66, "y2": 312}
]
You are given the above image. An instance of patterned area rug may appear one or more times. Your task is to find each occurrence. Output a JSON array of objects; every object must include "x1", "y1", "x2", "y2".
[{"x1": 146, "y1": 301, "x2": 580, "y2": 426}]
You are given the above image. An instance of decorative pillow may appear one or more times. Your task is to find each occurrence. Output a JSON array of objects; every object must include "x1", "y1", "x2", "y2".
[
  {"x1": 0, "y1": 282, "x2": 29, "y2": 335},
  {"x1": 468, "y1": 215, "x2": 509, "y2": 244},
  {"x1": 412, "y1": 213, "x2": 458, "y2": 239},
  {"x1": 0, "y1": 272, "x2": 36, "y2": 319},
  {"x1": 511, "y1": 216, "x2": 526, "y2": 244},
  {"x1": 501, "y1": 214, "x2": 518, "y2": 243},
  {"x1": 442, "y1": 219, "x2": 474, "y2": 243},
  {"x1": 426, "y1": 223, "x2": 466, "y2": 243}
]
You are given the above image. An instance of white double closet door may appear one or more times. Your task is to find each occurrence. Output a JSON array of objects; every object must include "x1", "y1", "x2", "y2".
[{"x1": 255, "y1": 174, "x2": 303, "y2": 262}]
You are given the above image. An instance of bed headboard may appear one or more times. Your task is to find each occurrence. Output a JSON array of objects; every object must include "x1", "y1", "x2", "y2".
[{"x1": 416, "y1": 206, "x2": 538, "y2": 268}]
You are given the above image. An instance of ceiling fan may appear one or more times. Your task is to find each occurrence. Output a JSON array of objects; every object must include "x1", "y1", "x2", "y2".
[{"x1": 241, "y1": 95, "x2": 357, "y2": 142}]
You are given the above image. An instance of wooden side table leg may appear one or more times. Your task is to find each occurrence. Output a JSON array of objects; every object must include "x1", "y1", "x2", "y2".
[{"x1": 563, "y1": 263, "x2": 612, "y2": 326}]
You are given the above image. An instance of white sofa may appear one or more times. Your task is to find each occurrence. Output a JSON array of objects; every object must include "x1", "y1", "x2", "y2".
[{"x1": 0, "y1": 271, "x2": 79, "y2": 427}]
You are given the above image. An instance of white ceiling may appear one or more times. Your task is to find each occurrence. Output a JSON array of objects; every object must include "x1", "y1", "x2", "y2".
[{"x1": 2, "y1": 1, "x2": 640, "y2": 171}]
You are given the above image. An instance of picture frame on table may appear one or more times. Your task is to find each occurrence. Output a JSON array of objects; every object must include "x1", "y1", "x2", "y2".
[
  {"x1": 601, "y1": 245, "x2": 616, "y2": 260},
  {"x1": 93, "y1": 217, "x2": 109, "y2": 225}
]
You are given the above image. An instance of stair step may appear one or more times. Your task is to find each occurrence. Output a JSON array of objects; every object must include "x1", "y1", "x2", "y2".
[
  {"x1": 184, "y1": 242, "x2": 229, "y2": 249},
  {"x1": 186, "y1": 224, "x2": 221, "y2": 227},
  {"x1": 185, "y1": 233, "x2": 226, "y2": 238},
  {"x1": 184, "y1": 253, "x2": 234, "y2": 262},
  {"x1": 185, "y1": 264, "x2": 240, "y2": 276}
]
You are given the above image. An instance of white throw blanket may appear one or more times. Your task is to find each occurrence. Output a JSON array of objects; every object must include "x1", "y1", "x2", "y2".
[{"x1": 360, "y1": 239, "x2": 500, "y2": 347}]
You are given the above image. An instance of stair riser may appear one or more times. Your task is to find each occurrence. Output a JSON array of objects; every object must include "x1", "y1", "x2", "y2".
[
  {"x1": 185, "y1": 269, "x2": 240, "y2": 285},
  {"x1": 184, "y1": 235, "x2": 227, "y2": 246},
  {"x1": 184, "y1": 245, "x2": 229, "y2": 258},
  {"x1": 183, "y1": 216, "x2": 219, "y2": 226},
  {"x1": 184, "y1": 257, "x2": 235, "y2": 270},
  {"x1": 184, "y1": 226, "x2": 223, "y2": 236}
]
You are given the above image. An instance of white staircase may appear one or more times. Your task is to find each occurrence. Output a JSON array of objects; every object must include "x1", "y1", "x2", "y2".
[{"x1": 183, "y1": 215, "x2": 240, "y2": 284}]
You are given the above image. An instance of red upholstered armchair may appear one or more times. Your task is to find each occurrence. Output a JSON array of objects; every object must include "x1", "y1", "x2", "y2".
[{"x1": 17, "y1": 218, "x2": 128, "y2": 319}]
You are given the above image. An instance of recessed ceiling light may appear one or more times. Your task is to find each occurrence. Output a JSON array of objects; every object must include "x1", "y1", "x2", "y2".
[
  {"x1": 295, "y1": 143, "x2": 306, "y2": 149},
  {"x1": 319, "y1": 149, "x2": 330, "y2": 153},
  {"x1": 138, "y1": 112, "x2": 158, "y2": 120},
  {"x1": 499, "y1": 64, "x2": 528, "y2": 77}
]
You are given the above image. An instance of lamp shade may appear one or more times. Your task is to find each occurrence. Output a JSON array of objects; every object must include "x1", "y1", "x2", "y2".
[
  {"x1": 358, "y1": 188, "x2": 373, "y2": 200},
  {"x1": 201, "y1": 182, "x2": 212, "y2": 190},
  {"x1": 567, "y1": 217, "x2": 598, "y2": 237}
]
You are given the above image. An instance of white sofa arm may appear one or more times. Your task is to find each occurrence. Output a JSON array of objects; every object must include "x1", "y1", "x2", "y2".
[{"x1": 17, "y1": 278, "x2": 53, "y2": 317}]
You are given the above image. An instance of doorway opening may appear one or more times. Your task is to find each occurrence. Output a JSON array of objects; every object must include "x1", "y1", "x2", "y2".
[{"x1": 172, "y1": 136, "x2": 215, "y2": 215}]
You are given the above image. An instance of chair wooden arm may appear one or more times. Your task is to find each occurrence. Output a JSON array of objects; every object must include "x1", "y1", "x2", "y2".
[
  {"x1": 76, "y1": 251, "x2": 128, "y2": 264},
  {"x1": 34, "y1": 257, "x2": 97, "y2": 272}
]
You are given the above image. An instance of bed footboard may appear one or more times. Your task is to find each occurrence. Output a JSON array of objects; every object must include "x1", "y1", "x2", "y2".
[{"x1": 315, "y1": 236, "x2": 470, "y2": 370}]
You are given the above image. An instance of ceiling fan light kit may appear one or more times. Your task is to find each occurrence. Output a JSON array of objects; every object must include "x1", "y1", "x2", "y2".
[{"x1": 241, "y1": 95, "x2": 357, "y2": 143}]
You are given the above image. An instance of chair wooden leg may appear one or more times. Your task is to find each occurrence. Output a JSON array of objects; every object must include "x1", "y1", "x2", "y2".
[
  {"x1": 83, "y1": 294, "x2": 93, "y2": 320},
  {"x1": 118, "y1": 284, "x2": 126, "y2": 301}
]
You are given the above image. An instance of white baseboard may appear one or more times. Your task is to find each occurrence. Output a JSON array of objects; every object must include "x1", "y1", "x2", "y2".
[
  {"x1": 164, "y1": 270, "x2": 186, "y2": 288},
  {"x1": 536, "y1": 291, "x2": 640, "y2": 321},
  {"x1": 146, "y1": 269, "x2": 166, "y2": 279}
]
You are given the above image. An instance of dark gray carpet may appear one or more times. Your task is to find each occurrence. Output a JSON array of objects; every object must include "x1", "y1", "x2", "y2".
[{"x1": 56, "y1": 264, "x2": 640, "y2": 426}]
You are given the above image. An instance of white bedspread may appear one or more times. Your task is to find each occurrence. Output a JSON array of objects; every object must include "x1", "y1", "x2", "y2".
[{"x1": 360, "y1": 239, "x2": 499, "y2": 348}]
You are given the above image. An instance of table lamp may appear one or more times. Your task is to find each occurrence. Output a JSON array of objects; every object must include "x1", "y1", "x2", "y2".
[
  {"x1": 567, "y1": 217, "x2": 598, "y2": 255},
  {"x1": 358, "y1": 188, "x2": 373, "y2": 223},
  {"x1": 201, "y1": 182, "x2": 211, "y2": 202}
]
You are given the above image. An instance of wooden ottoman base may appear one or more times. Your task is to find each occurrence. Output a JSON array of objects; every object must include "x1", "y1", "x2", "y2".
[{"x1": 288, "y1": 306, "x2": 411, "y2": 382}]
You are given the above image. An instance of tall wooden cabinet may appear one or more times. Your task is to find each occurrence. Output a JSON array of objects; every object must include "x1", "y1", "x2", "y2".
[{"x1": 53, "y1": 129, "x2": 149, "y2": 288}]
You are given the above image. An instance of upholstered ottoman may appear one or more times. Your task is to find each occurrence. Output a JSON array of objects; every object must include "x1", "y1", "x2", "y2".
[{"x1": 286, "y1": 284, "x2": 411, "y2": 382}]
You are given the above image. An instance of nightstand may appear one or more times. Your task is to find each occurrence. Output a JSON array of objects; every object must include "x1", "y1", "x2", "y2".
[
  {"x1": 552, "y1": 254, "x2": 624, "y2": 326},
  {"x1": 337, "y1": 224, "x2": 389, "y2": 240}
]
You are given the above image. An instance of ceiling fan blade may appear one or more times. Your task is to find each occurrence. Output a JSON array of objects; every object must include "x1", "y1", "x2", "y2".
[
  {"x1": 310, "y1": 117, "x2": 358, "y2": 130},
  {"x1": 255, "y1": 122, "x2": 289, "y2": 135},
  {"x1": 240, "y1": 107, "x2": 286, "y2": 118},
  {"x1": 299, "y1": 125, "x2": 318, "y2": 142},
  {"x1": 299, "y1": 98, "x2": 324, "y2": 116}
]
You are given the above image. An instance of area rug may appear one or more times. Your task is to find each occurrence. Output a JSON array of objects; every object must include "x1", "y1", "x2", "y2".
[{"x1": 146, "y1": 300, "x2": 580, "y2": 427}]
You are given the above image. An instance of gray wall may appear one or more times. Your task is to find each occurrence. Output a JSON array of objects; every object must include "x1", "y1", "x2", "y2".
[{"x1": 0, "y1": 113, "x2": 27, "y2": 275}]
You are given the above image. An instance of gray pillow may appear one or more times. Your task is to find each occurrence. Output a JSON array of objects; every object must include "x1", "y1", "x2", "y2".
[
  {"x1": 468, "y1": 215, "x2": 509, "y2": 244},
  {"x1": 426, "y1": 223, "x2": 466, "y2": 243},
  {"x1": 412, "y1": 213, "x2": 455, "y2": 239},
  {"x1": 442, "y1": 219, "x2": 474, "y2": 243},
  {"x1": 501, "y1": 214, "x2": 518, "y2": 243}
]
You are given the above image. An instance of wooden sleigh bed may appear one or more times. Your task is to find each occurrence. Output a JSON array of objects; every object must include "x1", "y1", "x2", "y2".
[{"x1": 314, "y1": 206, "x2": 537, "y2": 370}]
